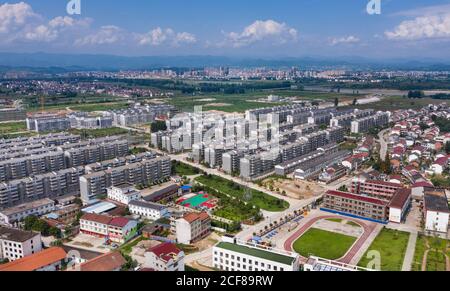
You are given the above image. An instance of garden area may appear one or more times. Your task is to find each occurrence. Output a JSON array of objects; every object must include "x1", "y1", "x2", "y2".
[
  {"x1": 411, "y1": 235, "x2": 449, "y2": 271},
  {"x1": 358, "y1": 228, "x2": 410, "y2": 271},
  {"x1": 172, "y1": 161, "x2": 201, "y2": 176},
  {"x1": 293, "y1": 228, "x2": 357, "y2": 260},
  {"x1": 69, "y1": 127, "x2": 129, "y2": 138},
  {"x1": 194, "y1": 174, "x2": 289, "y2": 212}
]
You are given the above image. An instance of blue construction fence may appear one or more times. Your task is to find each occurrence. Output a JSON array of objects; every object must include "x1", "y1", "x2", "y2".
[{"x1": 320, "y1": 208, "x2": 388, "y2": 225}]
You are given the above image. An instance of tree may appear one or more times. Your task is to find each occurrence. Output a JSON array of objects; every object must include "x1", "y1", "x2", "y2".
[{"x1": 338, "y1": 185, "x2": 348, "y2": 192}]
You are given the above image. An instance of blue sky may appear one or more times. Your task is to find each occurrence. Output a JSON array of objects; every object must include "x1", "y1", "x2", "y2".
[{"x1": 1, "y1": 0, "x2": 450, "y2": 59}]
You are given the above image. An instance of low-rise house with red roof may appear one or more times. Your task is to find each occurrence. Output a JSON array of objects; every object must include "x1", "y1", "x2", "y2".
[
  {"x1": 175, "y1": 212, "x2": 211, "y2": 244},
  {"x1": 79, "y1": 213, "x2": 138, "y2": 244},
  {"x1": 0, "y1": 247, "x2": 66, "y2": 271},
  {"x1": 144, "y1": 242, "x2": 185, "y2": 271},
  {"x1": 427, "y1": 156, "x2": 449, "y2": 175},
  {"x1": 80, "y1": 251, "x2": 126, "y2": 271}
]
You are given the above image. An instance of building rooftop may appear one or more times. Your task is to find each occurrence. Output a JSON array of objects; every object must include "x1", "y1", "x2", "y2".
[
  {"x1": 326, "y1": 190, "x2": 388, "y2": 206},
  {"x1": 80, "y1": 251, "x2": 126, "y2": 271},
  {"x1": 388, "y1": 189, "x2": 411, "y2": 209},
  {"x1": 0, "y1": 247, "x2": 66, "y2": 271},
  {"x1": 80, "y1": 213, "x2": 113, "y2": 225},
  {"x1": 215, "y1": 242, "x2": 295, "y2": 265},
  {"x1": 81, "y1": 202, "x2": 117, "y2": 214},
  {"x1": 182, "y1": 212, "x2": 210, "y2": 223},
  {"x1": 0, "y1": 227, "x2": 40, "y2": 242},
  {"x1": 424, "y1": 192, "x2": 449, "y2": 213},
  {"x1": 0, "y1": 198, "x2": 55, "y2": 216},
  {"x1": 148, "y1": 242, "x2": 182, "y2": 262},
  {"x1": 108, "y1": 217, "x2": 130, "y2": 228},
  {"x1": 129, "y1": 200, "x2": 166, "y2": 211}
]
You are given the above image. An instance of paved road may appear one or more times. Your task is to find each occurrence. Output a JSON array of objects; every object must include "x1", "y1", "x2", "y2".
[{"x1": 402, "y1": 231, "x2": 418, "y2": 271}]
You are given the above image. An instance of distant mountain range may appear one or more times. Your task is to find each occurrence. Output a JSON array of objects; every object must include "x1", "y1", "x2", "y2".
[{"x1": 0, "y1": 52, "x2": 449, "y2": 72}]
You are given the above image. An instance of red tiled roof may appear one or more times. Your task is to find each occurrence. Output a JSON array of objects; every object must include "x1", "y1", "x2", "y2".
[
  {"x1": 183, "y1": 212, "x2": 210, "y2": 223},
  {"x1": 108, "y1": 217, "x2": 130, "y2": 228},
  {"x1": 434, "y1": 157, "x2": 448, "y2": 166},
  {"x1": 326, "y1": 190, "x2": 388, "y2": 206},
  {"x1": 412, "y1": 181, "x2": 434, "y2": 188},
  {"x1": 148, "y1": 242, "x2": 181, "y2": 262},
  {"x1": 80, "y1": 213, "x2": 113, "y2": 225},
  {"x1": 389, "y1": 189, "x2": 411, "y2": 209},
  {"x1": 364, "y1": 180, "x2": 403, "y2": 188},
  {"x1": 80, "y1": 251, "x2": 126, "y2": 271},
  {"x1": 0, "y1": 247, "x2": 66, "y2": 271}
]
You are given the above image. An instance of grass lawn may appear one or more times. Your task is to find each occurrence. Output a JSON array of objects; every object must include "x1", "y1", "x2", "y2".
[
  {"x1": 173, "y1": 161, "x2": 201, "y2": 176},
  {"x1": 120, "y1": 236, "x2": 148, "y2": 254},
  {"x1": 358, "y1": 228, "x2": 410, "y2": 271},
  {"x1": 69, "y1": 127, "x2": 129, "y2": 138},
  {"x1": 326, "y1": 218, "x2": 343, "y2": 223},
  {"x1": 293, "y1": 228, "x2": 357, "y2": 260},
  {"x1": 347, "y1": 221, "x2": 361, "y2": 227},
  {"x1": 0, "y1": 121, "x2": 27, "y2": 134},
  {"x1": 426, "y1": 250, "x2": 447, "y2": 271},
  {"x1": 195, "y1": 174, "x2": 289, "y2": 212}
]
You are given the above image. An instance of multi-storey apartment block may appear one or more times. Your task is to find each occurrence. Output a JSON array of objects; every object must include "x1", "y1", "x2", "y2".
[
  {"x1": 80, "y1": 156, "x2": 171, "y2": 204},
  {"x1": 0, "y1": 227, "x2": 42, "y2": 261}
]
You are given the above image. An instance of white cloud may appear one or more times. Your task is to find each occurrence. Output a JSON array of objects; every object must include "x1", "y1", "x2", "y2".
[
  {"x1": 223, "y1": 20, "x2": 298, "y2": 48},
  {"x1": 75, "y1": 25, "x2": 125, "y2": 46},
  {"x1": 25, "y1": 16, "x2": 90, "y2": 42},
  {"x1": 386, "y1": 13, "x2": 450, "y2": 40},
  {"x1": 136, "y1": 27, "x2": 196, "y2": 46},
  {"x1": 330, "y1": 35, "x2": 360, "y2": 46},
  {"x1": 391, "y1": 4, "x2": 450, "y2": 17},
  {"x1": 0, "y1": 2, "x2": 38, "y2": 33}
]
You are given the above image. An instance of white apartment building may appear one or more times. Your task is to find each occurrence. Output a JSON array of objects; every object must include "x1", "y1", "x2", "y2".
[
  {"x1": 213, "y1": 236, "x2": 300, "y2": 271},
  {"x1": 128, "y1": 200, "x2": 168, "y2": 221},
  {"x1": 424, "y1": 191, "x2": 449, "y2": 233},
  {"x1": 144, "y1": 242, "x2": 185, "y2": 271},
  {"x1": 0, "y1": 227, "x2": 42, "y2": 262},
  {"x1": 0, "y1": 198, "x2": 55, "y2": 226},
  {"x1": 175, "y1": 212, "x2": 211, "y2": 245},
  {"x1": 106, "y1": 184, "x2": 141, "y2": 205}
]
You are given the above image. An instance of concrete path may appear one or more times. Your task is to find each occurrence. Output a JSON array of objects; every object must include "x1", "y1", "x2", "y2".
[{"x1": 402, "y1": 231, "x2": 418, "y2": 271}]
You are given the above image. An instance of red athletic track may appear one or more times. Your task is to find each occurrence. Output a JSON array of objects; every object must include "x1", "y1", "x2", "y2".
[{"x1": 283, "y1": 215, "x2": 376, "y2": 264}]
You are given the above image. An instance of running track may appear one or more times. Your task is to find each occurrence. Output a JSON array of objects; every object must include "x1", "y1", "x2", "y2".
[{"x1": 283, "y1": 215, "x2": 377, "y2": 264}]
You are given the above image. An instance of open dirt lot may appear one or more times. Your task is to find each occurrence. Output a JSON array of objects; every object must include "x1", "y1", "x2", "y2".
[{"x1": 261, "y1": 177, "x2": 324, "y2": 200}]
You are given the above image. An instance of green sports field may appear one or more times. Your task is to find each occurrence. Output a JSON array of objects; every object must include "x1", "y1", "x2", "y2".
[{"x1": 293, "y1": 228, "x2": 357, "y2": 260}]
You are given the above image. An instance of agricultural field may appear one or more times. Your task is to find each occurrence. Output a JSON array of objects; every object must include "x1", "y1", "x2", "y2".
[
  {"x1": 169, "y1": 89, "x2": 363, "y2": 113},
  {"x1": 293, "y1": 228, "x2": 357, "y2": 260},
  {"x1": 352, "y1": 96, "x2": 450, "y2": 111},
  {"x1": 358, "y1": 228, "x2": 410, "y2": 271},
  {"x1": 27, "y1": 101, "x2": 129, "y2": 113}
]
